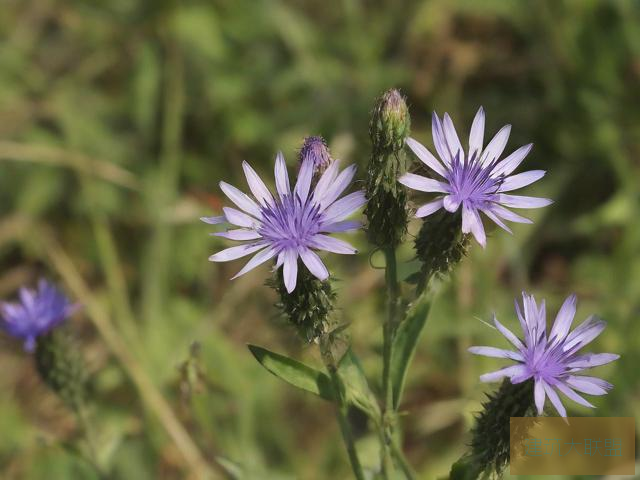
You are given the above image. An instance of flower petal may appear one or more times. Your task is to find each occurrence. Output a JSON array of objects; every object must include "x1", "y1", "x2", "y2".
[
  {"x1": 542, "y1": 381, "x2": 567, "y2": 417},
  {"x1": 463, "y1": 205, "x2": 486, "y2": 247},
  {"x1": 443, "y1": 195, "x2": 461, "y2": 212},
  {"x1": 481, "y1": 124, "x2": 511, "y2": 165},
  {"x1": 219, "y1": 181, "x2": 262, "y2": 218},
  {"x1": 322, "y1": 191, "x2": 366, "y2": 223},
  {"x1": 555, "y1": 382, "x2": 595, "y2": 408},
  {"x1": 567, "y1": 353, "x2": 619, "y2": 369},
  {"x1": 468, "y1": 106, "x2": 485, "y2": 157},
  {"x1": 231, "y1": 247, "x2": 277, "y2": 279},
  {"x1": 314, "y1": 158, "x2": 341, "y2": 200},
  {"x1": 398, "y1": 173, "x2": 448, "y2": 193},
  {"x1": 549, "y1": 294, "x2": 577, "y2": 345},
  {"x1": 294, "y1": 157, "x2": 314, "y2": 203},
  {"x1": 208, "y1": 242, "x2": 265, "y2": 262},
  {"x1": 442, "y1": 113, "x2": 464, "y2": 162},
  {"x1": 243, "y1": 161, "x2": 274, "y2": 206},
  {"x1": 491, "y1": 144, "x2": 533, "y2": 177},
  {"x1": 212, "y1": 229, "x2": 262, "y2": 241},
  {"x1": 320, "y1": 220, "x2": 361, "y2": 233},
  {"x1": 563, "y1": 315, "x2": 606, "y2": 352},
  {"x1": 565, "y1": 375, "x2": 613, "y2": 395},
  {"x1": 489, "y1": 204, "x2": 533, "y2": 224},
  {"x1": 431, "y1": 112, "x2": 452, "y2": 165},
  {"x1": 534, "y1": 380, "x2": 546, "y2": 415},
  {"x1": 483, "y1": 209, "x2": 513, "y2": 234},
  {"x1": 479, "y1": 364, "x2": 526, "y2": 383},
  {"x1": 282, "y1": 249, "x2": 298, "y2": 293},
  {"x1": 223, "y1": 207, "x2": 257, "y2": 228},
  {"x1": 299, "y1": 248, "x2": 329, "y2": 281},
  {"x1": 310, "y1": 234, "x2": 357, "y2": 254},
  {"x1": 493, "y1": 316, "x2": 525, "y2": 351},
  {"x1": 274, "y1": 152, "x2": 291, "y2": 198},
  {"x1": 497, "y1": 194, "x2": 553, "y2": 209},
  {"x1": 415, "y1": 198, "x2": 444, "y2": 217},
  {"x1": 405, "y1": 137, "x2": 447, "y2": 177},
  {"x1": 498, "y1": 170, "x2": 546, "y2": 192},
  {"x1": 468, "y1": 346, "x2": 523, "y2": 361},
  {"x1": 317, "y1": 164, "x2": 357, "y2": 209},
  {"x1": 201, "y1": 215, "x2": 226, "y2": 225}
]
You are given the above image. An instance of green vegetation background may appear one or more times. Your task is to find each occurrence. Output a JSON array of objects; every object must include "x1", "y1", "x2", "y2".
[{"x1": 0, "y1": 0, "x2": 638, "y2": 478}]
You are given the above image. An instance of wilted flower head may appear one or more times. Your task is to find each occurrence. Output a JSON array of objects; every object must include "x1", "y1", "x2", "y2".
[
  {"x1": 1, "y1": 279, "x2": 77, "y2": 352},
  {"x1": 400, "y1": 107, "x2": 552, "y2": 247},
  {"x1": 203, "y1": 153, "x2": 365, "y2": 293},
  {"x1": 299, "y1": 136, "x2": 332, "y2": 175},
  {"x1": 470, "y1": 292, "x2": 619, "y2": 417}
]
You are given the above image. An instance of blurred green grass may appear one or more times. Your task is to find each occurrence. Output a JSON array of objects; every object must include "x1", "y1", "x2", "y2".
[{"x1": 0, "y1": 0, "x2": 639, "y2": 478}]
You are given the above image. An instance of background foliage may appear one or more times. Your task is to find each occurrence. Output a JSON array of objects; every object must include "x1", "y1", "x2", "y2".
[{"x1": 0, "y1": 0, "x2": 638, "y2": 478}]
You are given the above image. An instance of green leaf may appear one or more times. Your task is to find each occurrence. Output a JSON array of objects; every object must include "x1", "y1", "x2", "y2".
[
  {"x1": 248, "y1": 344, "x2": 335, "y2": 401},
  {"x1": 390, "y1": 293, "x2": 432, "y2": 410},
  {"x1": 338, "y1": 348, "x2": 380, "y2": 418}
]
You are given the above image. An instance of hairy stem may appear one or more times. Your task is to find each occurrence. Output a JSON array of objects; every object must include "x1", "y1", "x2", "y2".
[{"x1": 382, "y1": 246, "x2": 401, "y2": 478}]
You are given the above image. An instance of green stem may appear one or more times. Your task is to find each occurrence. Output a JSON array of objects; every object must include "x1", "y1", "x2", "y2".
[
  {"x1": 322, "y1": 351, "x2": 365, "y2": 480},
  {"x1": 391, "y1": 437, "x2": 416, "y2": 480},
  {"x1": 382, "y1": 246, "x2": 400, "y2": 478},
  {"x1": 76, "y1": 404, "x2": 108, "y2": 480}
]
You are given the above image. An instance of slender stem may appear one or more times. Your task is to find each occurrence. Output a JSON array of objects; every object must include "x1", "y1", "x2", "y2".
[
  {"x1": 76, "y1": 403, "x2": 108, "y2": 480},
  {"x1": 382, "y1": 246, "x2": 400, "y2": 478},
  {"x1": 43, "y1": 236, "x2": 219, "y2": 479},
  {"x1": 391, "y1": 437, "x2": 416, "y2": 480},
  {"x1": 321, "y1": 348, "x2": 365, "y2": 480}
]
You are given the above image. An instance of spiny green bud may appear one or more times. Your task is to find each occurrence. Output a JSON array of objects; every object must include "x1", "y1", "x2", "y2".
[
  {"x1": 35, "y1": 327, "x2": 88, "y2": 411},
  {"x1": 269, "y1": 266, "x2": 336, "y2": 342},
  {"x1": 365, "y1": 89, "x2": 411, "y2": 248},
  {"x1": 450, "y1": 380, "x2": 536, "y2": 479},
  {"x1": 411, "y1": 210, "x2": 469, "y2": 292}
]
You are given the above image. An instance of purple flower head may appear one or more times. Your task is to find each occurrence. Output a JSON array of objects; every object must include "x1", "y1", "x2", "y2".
[
  {"x1": 203, "y1": 153, "x2": 365, "y2": 293},
  {"x1": 299, "y1": 136, "x2": 332, "y2": 174},
  {"x1": 400, "y1": 107, "x2": 552, "y2": 247},
  {"x1": 470, "y1": 293, "x2": 619, "y2": 417},
  {"x1": 1, "y1": 279, "x2": 78, "y2": 352}
]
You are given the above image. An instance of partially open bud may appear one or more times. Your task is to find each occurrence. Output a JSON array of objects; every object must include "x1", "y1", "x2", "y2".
[
  {"x1": 35, "y1": 327, "x2": 88, "y2": 411},
  {"x1": 299, "y1": 136, "x2": 333, "y2": 177},
  {"x1": 364, "y1": 89, "x2": 411, "y2": 248},
  {"x1": 450, "y1": 379, "x2": 536, "y2": 479},
  {"x1": 370, "y1": 89, "x2": 410, "y2": 152},
  {"x1": 411, "y1": 210, "x2": 469, "y2": 293},
  {"x1": 269, "y1": 266, "x2": 336, "y2": 342}
]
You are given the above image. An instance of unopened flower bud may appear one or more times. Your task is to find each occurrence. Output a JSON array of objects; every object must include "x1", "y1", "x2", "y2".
[
  {"x1": 365, "y1": 89, "x2": 411, "y2": 248},
  {"x1": 299, "y1": 136, "x2": 333, "y2": 176},
  {"x1": 450, "y1": 379, "x2": 536, "y2": 479},
  {"x1": 412, "y1": 210, "x2": 469, "y2": 292},
  {"x1": 35, "y1": 327, "x2": 88, "y2": 411},
  {"x1": 269, "y1": 266, "x2": 336, "y2": 342}
]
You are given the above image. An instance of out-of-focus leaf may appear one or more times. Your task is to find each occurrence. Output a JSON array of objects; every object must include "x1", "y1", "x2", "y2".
[
  {"x1": 390, "y1": 293, "x2": 432, "y2": 410},
  {"x1": 248, "y1": 344, "x2": 335, "y2": 401},
  {"x1": 338, "y1": 348, "x2": 380, "y2": 418}
]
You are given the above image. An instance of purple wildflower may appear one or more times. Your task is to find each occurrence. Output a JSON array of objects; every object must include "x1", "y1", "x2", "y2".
[
  {"x1": 400, "y1": 107, "x2": 552, "y2": 247},
  {"x1": 1, "y1": 279, "x2": 78, "y2": 352},
  {"x1": 203, "y1": 153, "x2": 365, "y2": 293},
  {"x1": 469, "y1": 292, "x2": 619, "y2": 417}
]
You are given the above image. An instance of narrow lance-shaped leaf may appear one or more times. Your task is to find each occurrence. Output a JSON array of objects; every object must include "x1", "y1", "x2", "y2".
[
  {"x1": 390, "y1": 293, "x2": 432, "y2": 410},
  {"x1": 338, "y1": 348, "x2": 381, "y2": 418},
  {"x1": 248, "y1": 344, "x2": 335, "y2": 401}
]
